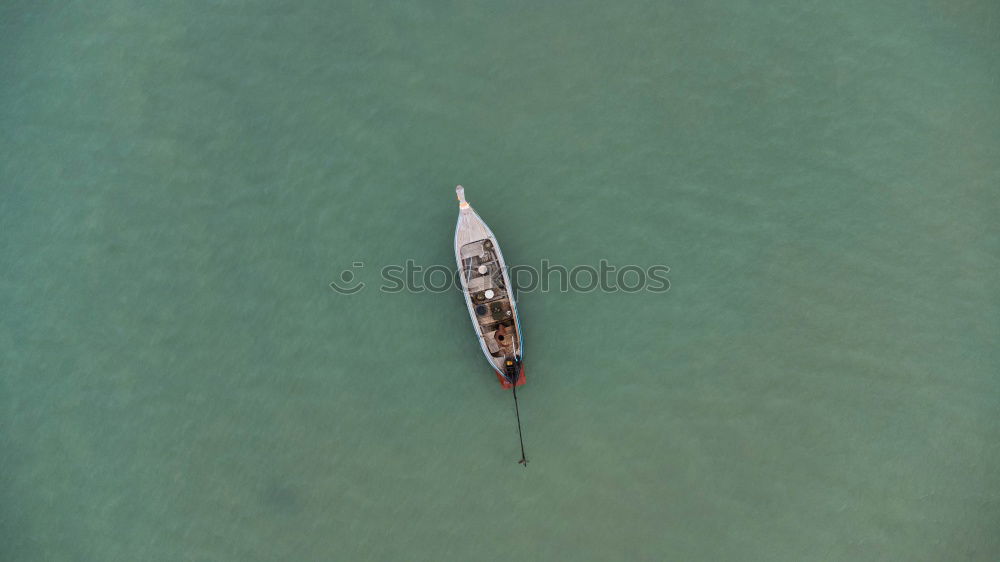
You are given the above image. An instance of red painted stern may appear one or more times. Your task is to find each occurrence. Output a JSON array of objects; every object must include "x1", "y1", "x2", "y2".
[{"x1": 496, "y1": 364, "x2": 526, "y2": 389}]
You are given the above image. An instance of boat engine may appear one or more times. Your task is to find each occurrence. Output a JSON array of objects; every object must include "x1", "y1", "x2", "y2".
[{"x1": 503, "y1": 356, "x2": 522, "y2": 384}]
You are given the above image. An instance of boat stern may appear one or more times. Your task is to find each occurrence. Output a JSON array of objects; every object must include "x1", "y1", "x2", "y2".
[{"x1": 495, "y1": 364, "x2": 526, "y2": 389}]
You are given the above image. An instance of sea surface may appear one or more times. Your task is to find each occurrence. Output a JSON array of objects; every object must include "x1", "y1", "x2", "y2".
[{"x1": 2, "y1": 1, "x2": 999, "y2": 560}]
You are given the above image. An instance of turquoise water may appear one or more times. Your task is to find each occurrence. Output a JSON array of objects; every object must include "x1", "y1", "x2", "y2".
[{"x1": 3, "y1": 1, "x2": 999, "y2": 560}]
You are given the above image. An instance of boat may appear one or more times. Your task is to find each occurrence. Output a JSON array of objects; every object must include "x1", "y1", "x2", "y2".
[
  {"x1": 454, "y1": 184, "x2": 528, "y2": 465},
  {"x1": 454, "y1": 185, "x2": 525, "y2": 389}
]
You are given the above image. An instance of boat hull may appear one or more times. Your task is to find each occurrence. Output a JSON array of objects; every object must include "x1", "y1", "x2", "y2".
[{"x1": 454, "y1": 188, "x2": 524, "y2": 388}]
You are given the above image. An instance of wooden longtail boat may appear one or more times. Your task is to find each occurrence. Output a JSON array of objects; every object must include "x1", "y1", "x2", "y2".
[
  {"x1": 454, "y1": 185, "x2": 528, "y2": 465},
  {"x1": 454, "y1": 185, "x2": 525, "y2": 388}
]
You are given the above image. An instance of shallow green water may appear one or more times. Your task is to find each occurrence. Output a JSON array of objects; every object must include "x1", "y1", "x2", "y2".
[{"x1": 3, "y1": 1, "x2": 999, "y2": 560}]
